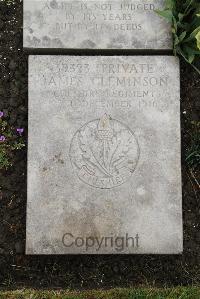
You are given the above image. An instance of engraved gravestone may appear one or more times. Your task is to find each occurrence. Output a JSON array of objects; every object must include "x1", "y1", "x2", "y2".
[
  {"x1": 27, "y1": 55, "x2": 182, "y2": 254},
  {"x1": 70, "y1": 114, "x2": 140, "y2": 189},
  {"x1": 23, "y1": 0, "x2": 172, "y2": 50}
]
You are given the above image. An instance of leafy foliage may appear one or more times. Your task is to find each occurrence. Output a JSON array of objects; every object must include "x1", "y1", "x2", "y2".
[
  {"x1": 0, "y1": 116, "x2": 25, "y2": 170},
  {"x1": 156, "y1": 0, "x2": 200, "y2": 74}
]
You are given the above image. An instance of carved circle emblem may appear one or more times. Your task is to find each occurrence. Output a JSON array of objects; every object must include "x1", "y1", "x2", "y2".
[{"x1": 69, "y1": 114, "x2": 140, "y2": 189}]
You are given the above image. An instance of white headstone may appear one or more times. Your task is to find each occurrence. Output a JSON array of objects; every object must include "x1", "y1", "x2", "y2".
[
  {"x1": 24, "y1": 0, "x2": 172, "y2": 50},
  {"x1": 27, "y1": 55, "x2": 182, "y2": 254}
]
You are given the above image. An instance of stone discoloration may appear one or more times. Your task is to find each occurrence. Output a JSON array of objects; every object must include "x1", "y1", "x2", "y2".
[
  {"x1": 27, "y1": 56, "x2": 182, "y2": 254},
  {"x1": 23, "y1": 0, "x2": 172, "y2": 50}
]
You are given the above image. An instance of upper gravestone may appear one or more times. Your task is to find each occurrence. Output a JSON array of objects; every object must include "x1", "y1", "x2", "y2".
[
  {"x1": 27, "y1": 55, "x2": 182, "y2": 254},
  {"x1": 23, "y1": 0, "x2": 172, "y2": 50}
]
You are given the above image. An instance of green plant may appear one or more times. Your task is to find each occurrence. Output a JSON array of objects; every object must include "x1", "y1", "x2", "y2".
[
  {"x1": 156, "y1": 0, "x2": 200, "y2": 74},
  {"x1": 0, "y1": 112, "x2": 25, "y2": 170}
]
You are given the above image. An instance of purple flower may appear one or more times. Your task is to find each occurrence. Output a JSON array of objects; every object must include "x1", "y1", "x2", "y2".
[
  {"x1": 16, "y1": 128, "x2": 24, "y2": 136},
  {"x1": 0, "y1": 135, "x2": 6, "y2": 142},
  {"x1": 0, "y1": 111, "x2": 4, "y2": 118}
]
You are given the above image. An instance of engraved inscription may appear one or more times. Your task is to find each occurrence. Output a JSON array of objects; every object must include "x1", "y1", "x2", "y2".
[
  {"x1": 31, "y1": 60, "x2": 170, "y2": 113},
  {"x1": 69, "y1": 114, "x2": 140, "y2": 189},
  {"x1": 24, "y1": 0, "x2": 172, "y2": 49}
]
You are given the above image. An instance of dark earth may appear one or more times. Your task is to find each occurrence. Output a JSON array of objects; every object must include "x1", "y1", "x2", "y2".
[{"x1": 0, "y1": 0, "x2": 200, "y2": 290}]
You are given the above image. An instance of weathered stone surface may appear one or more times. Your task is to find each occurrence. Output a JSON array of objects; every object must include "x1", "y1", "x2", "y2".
[
  {"x1": 27, "y1": 55, "x2": 182, "y2": 254},
  {"x1": 23, "y1": 0, "x2": 172, "y2": 50}
]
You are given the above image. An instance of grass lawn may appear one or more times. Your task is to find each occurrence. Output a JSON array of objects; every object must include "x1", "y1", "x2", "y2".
[{"x1": 0, "y1": 287, "x2": 200, "y2": 299}]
